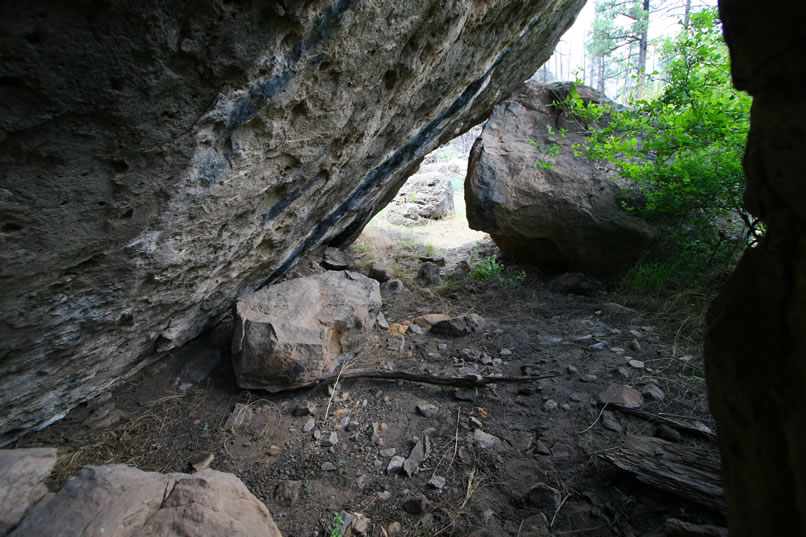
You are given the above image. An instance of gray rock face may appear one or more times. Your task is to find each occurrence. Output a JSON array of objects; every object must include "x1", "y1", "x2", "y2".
[
  {"x1": 232, "y1": 271, "x2": 381, "y2": 391},
  {"x1": 8, "y1": 465, "x2": 281, "y2": 537},
  {"x1": 465, "y1": 82, "x2": 656, "y2": 276},
  {"x1": 0, "y1": 0, "x2": 585, "y2": 443}
]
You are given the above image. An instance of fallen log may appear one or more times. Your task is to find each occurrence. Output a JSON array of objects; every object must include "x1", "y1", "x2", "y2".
[
  {"x1": 608, "y1": 406, "x2": 717, "y2": 441},
  {"x1": 272, "y1": 369, "x2": 562, "y2": 391},
  {"x1": 602, "y1": 435, "x2": 725, "y2": 513}
]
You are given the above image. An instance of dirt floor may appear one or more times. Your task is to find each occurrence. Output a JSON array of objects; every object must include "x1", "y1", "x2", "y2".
[{"x1": 16, "y1": 159, "x2": 726, "y2": 537}]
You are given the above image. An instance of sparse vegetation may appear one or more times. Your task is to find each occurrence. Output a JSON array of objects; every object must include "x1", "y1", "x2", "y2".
[{"x1": 470, "y1": 254, "x2": 526, "y2": 288}]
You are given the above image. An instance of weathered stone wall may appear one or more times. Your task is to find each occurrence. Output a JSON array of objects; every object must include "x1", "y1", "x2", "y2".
[
  {"x1": 706, "y1": 1, "x2": 806, "y2": 534},
  {"x1": 0, "y1": 0, "x2": 584, "y2": 443}
]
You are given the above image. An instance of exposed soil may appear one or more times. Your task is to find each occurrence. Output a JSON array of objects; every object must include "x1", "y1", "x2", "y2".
[{"x1": 16, "y1": 153, "x2": 725, "y2": 537}]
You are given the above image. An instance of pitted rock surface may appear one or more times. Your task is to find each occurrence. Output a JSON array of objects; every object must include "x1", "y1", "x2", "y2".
[{"x1": 0, "y1": 0, "x2": 585, "y2": 443}]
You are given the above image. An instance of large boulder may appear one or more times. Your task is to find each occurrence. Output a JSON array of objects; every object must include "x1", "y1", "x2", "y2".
[
  {"x1": 8, "y1": 465, "x2": 281, "y2": 537},
  {"x1": 0, "y1": 0, "x2": 585, "y2": 444},
  {"x1": 231, "y1": 271, "x2": 381, "y2": 391},
  {"x1": 0, "y1": 448, "x2": 57, "y2": 535},
  {"x1": 386, "y1": 172, "x2": 455, "y2": 226},
  {"x1": 465, "y1": 81, "x2": 656, "y2": 276}
]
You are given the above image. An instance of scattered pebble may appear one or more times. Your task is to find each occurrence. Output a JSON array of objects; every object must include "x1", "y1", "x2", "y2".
[
  {"x1": 642, "y1": 383, "x2": 666, "y2": 401},
  {"x1": 428, "y1": 475, "x2": 446, "y2": 489},
  {"x1": 599, "y1": 384, "x2": 644, "y2": 408},
  {"x1": 628, "y1": 359, "x2": 645, "y2": 369},
  {"x1": 321, "y1": 431, "x2": 339, "y2": 447},
  {"x1": 526, "y1": 483, "x2": 561, "y2": 510},
  {"x1": 267, "y1": 445, "x2": 282, "y2": 456},
  {"x1": 416, "y1": 403, "x2": 439, "y2": 418},
  {"x1": 629, "y1": 339, "x2": 642, "y2": 352},
  {"x1": 401, "y1": 493, "x2": 430, "y2": 515},
  {"x1": 601, "y1": 411, "x2": 624, "y2": 433},
  {"x1": 590, "y1": 341, "x2": 606, "y2": 351},
  {"x1": 499, "y1": 348, "x2": 512, "y2": 356},
  {"x1": 293, "y1": 402, "x2": 316, "y2": 417},
  {"x1": 379, "y1": 448, "x2": 396, "y2": 458},
  {"x1": 469, "y1": 417, "x2": 483, "y2": 429},
  {"x1": 303, "y1": 418, "x2": 315, "y2": 433},
  {"x1": 438, "y1": 343, "x2": 448, "y2": 351},
  {"x1": 386, "y1": 456, "x2": 405, "y2": 474},
  {"x1": 580, "y1": 374, "x2": 598, "y2": 383},
  {"x1": 614, "y1": 366, "x2": 631, "y2": 378},
  {"x1": 543, "y1": 399, "x2": 558, "y2": 412},
  {"x1": 569, "y1": 393, "x2": 583, "y2": 402},
  {"x1": 535, "y1": 440, "x2": 551, "y2": 455},
  {"x1": 567, "y1": 365, "x2": 578, "y2": 374},
  {"x1": 321, "y1": 462, "x2": 337, "y2": 471},
  {"x1": 409, "y1": 324, "x2": 425, "y2": 335},
  {"x1": 473, "y1": 429, "x2": 500, "y2": 449}
]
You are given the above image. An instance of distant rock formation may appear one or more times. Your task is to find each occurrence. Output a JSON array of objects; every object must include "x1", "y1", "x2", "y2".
[
  {"x1": 0, "y1": 0, "x2": 585, "y2": 443},
  {"x1": 465, "y1": 82, "x2": 656, "y2": 276}
]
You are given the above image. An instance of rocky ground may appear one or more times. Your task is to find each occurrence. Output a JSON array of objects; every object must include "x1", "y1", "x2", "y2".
[{"x1": 15, "y1": 152, "x2": 725, "y2": 537}]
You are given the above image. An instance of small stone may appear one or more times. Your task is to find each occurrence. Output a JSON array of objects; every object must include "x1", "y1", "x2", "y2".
[
  {"x1": 629, "y1": 329, "x2": 642, "y2": 338},
  {"x1": 535, "y1": 440, "x2": 551, "y2": 455},
  {"x1": 428, "y1": 475, "x2": 447, "y2": 489},
  {"x1": 274, "y1": 480, "x2": 301, "y2": 506},
  {"x1": 401, "y1": 493, "x2": 430, "y2": 514},
  {"x1": 322, "y1": 247, "x2": 352, "y2": 270},
  {"x1": 387, "y1": 521, "x2": 403, "y2": 536},
  {"x1": 313, "y1": 430, "x2": 322, "y2": 440},
  {"x1": 369, "y1": 263, "x2": 393, "y2": 282},
  {"x1": 438, "y1": 343, "x2": 448, "y2": 351},
  {"x1": 376, "y1": 311, "x2": 390, "y2": 330},
  {"x1": 569, "y1": 393, "x2": 583, "y2": 402},
  {"x1": 224, "y1": 403, "x2": 254, "y2": 431},
  {"x1": 543, "y1": 399, "x2": 558, "y2": 412},
  {"x1": 590, "y1": 341, "x2": 606, "y2": 351},
  {"x1": 628, "y1": 359, "x2": 645, "y2": 369},
  {"x1": 384, "y1": 279, "x2": 404, "y2": 294},
  {"x1": 418, "y1": 262, "x2": 441, "y2": 285},
  {"x1": 610, "y1": 347, "x2": 626, "y2": 354},
  {"x1": 469, "y1": 417, "x2": 483, "y2": 429},
  {"x1": 352, "y1": 517, "x2": 371, "y2": 534},
  {"x1": 187, "y1": 451, "x2": 214, "y2": 472},
  {"x1": 321, "y1": 462, "x2": 337, "y2": 471},
  {"x1": 601, "y1": 411, "x2": 623, "y2": 433},
  {"x1": 526, "y1": 483, "x2": 561, "y2": 510},
  {"x1": 294, "y1": 402, "x2": 316, "y2": 416},
  {"x1": 599, "y1": 384, "x2": 644, "y2": 408},
  {"x1": 386, "y1": 456, "x2": 405, "y2": 474},
  {"x1": 481, "y1": 354, "x2": 493, "y2": 365},
  {"x1": 561, "y1": 403, "x2": 570, "y2": 411},
  {"x1": 321, "y1": 431, "x2": 339, "y2": 447},
  {"x1": 472, "y1": 429, "x2": 500, "y2": 449},
  {"x1": 303, "y1": 417, "x2": 316, "y2": 433},
  {"x1": 415, "y1": 403, "x2": 440, "y2": 418},
  {"x1": 567, "y1": 365, "x2": 578, "y2": 374},
  {"x1": 380, "y1": 448, "x2": 396, "y2": 457},
  {"x1": 629, "y1": 339, "x2": 641, "y2": 352},
  {"x1": 580, "y1": 374, "x2": 598, "y2": 383},
  {"x1": 454, "y1": 389, "x2": 477, "y2": 402},
  {"x1": 403, "y1": 437, "x2": 430, "y2": 477},
  {"x1": 614, "y1": 366, "x2": 631, "y2": 378},
  {"x1": 642, "y1": 383, "x2": 666, "y2": 401},
  {"x1": 267, "y1": 445, "x2": 282, "y2": 456},
  {"x1": 499, "y1": 348, "x2": 512, "y2": 356}
]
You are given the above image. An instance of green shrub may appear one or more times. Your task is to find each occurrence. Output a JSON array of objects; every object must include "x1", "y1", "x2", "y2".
[{"x1": 470, "y1": 255, "x2": 526, "y2": 288}]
